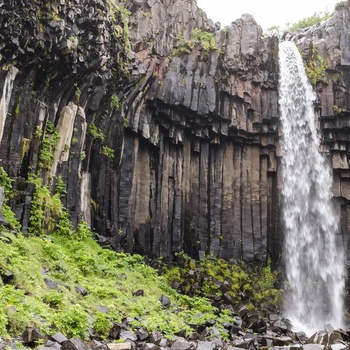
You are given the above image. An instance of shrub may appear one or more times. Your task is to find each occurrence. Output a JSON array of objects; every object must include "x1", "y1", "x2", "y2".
[{"x1": 55, "y1": 305, "x2": 89, "y2": 339}]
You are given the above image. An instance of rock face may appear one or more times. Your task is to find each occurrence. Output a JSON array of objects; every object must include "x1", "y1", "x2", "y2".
[{"x1": 0, "y1": 0, "x2": 349, "y2": 264}]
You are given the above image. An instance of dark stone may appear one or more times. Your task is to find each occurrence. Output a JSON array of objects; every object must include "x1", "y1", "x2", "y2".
[
  {"x1": 75, "y1": 286, "x2": 88, "y2": 296},
  {"x1": 272, "y1": 320, "x2": 288, "y2": 333},
  {"x1": 50, "y1": 333, "x2": 68, "y2": 344},
  {"x1": 1, "y1": 270, "x2": 14, "y2": 284},
  {"x1": 271, "y1": 336, "x2": 293, "y2": 346},
  {"x1": 120, "y1": 331, "x2": 137, "y2": 342},
  {"x1": 136, "y1": 327, "x2": 149, "y2": 341},
  {"x1": 296, "y1": 332, "x2": 308, "y2": 342},
  {"x1": 46, "y1": 340, "x2": 62, "y2": 349},
  {"x1": 160, "y1": 295, "x2": 170, "y2": 308},
  {"x1": 44, "y1": 279, "x2": 58, "y2": 290},
  {"x1": 149, "y1": 331, "x2": 163, "y2": 345},
  {"x1": 88, "y1": 340, "x2": 107, "y2": 350},
  {"x1": 109, "y1": 323, "x2": 122, "y2": 340},
  {"x1": 61, "y1": 339, "x2": 91, "y2": 350},
  {"x1": 132, "y1": 289, "x2": 144, "y2": 297},
  {"x1": 170, "y1": 338, "x2": 193, "y2": 350},
  {"x1": 22, "y1": 326, "x2": 44, "y2": 345},
  {"x1": 250, "y1": 319, "x2": 267, "y2": 334}
]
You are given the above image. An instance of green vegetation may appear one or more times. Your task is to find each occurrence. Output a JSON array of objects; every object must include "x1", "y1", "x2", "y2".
[
  {"x1": 161, "y1": 253, "x2": 281, "y2": 312},
  {"x1": 0, "y1": 230, "x2": 239, "y2": 340},
  {"x1": 101, "y1": 146, "x2": 115, "y2": 160},
  {"x1": 172, "y1": 29, "x2": 218, "y2": 56},
  {"x1": 88, "y1": 124, "x2": 105, "y2": 142},
  {"x1": 106, "y1": 0, "x2": 131, "y2": 58},
  {"x1": 27, "y1": 174, "x2": 64, "y2": 236},
  {"x1": 0, "y1": 167, "x2": 21, "y2": 231},
  {"x1": 38, "y1": 121, "x2": 60, "y2": 170},
  {"x1": 303, "y1": 44, "x2": 328, "y2": 86},
  {"x1": 289, "y1": 11, "x2": 331, "y2": 32},
  {"x1": 0, "y1": 169, "x2": 281, "y2": 342},
  {"x1": 111, "y1": 95, "x2": 120, "y2": 109},
  {"x1": 264, "y1": 10, "x2": 332, "y2": 37},
  {"x1": 192, "y1": 29, "x2": 216, "y2": 51}
]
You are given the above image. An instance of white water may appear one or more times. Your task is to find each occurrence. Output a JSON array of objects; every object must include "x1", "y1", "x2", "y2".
[
  {"x1": 0, "y1": 65, "x2": 18, "y2": 144},
  {"x1": 278, "y1": 41, "x2": 345, "y2": 332}
]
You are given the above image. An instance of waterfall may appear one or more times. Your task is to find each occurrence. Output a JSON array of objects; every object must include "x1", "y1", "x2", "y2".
[
  {"x1": 278, "y1": 41, "x2": 345, "y2": 332},
  {"x1": 0, "y1": 65, "x2": 18, "y2": 143}
]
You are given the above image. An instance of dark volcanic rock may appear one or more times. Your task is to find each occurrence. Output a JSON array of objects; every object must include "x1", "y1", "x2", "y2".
[
  {"x1": 62, "y1": 339, "x2": 92, "y2": 350},
  {"x1": 0, "y1": 0, "x2": 350, "y2": 267},
  {"x1": 160, "y1": 295, "x2": 171, "y2": 308}
]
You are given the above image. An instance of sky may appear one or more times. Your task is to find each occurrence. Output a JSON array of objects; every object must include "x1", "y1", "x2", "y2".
[{"x1": 197, "y1": 0, "x2": 341, "y2": 30}]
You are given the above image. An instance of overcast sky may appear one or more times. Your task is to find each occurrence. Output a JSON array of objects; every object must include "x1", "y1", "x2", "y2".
[{"x1": 197, "y1": 0, "x2": 341, "y2": 30}]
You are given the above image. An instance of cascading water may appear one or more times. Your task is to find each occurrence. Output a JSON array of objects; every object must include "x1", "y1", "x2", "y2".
[{"x1": 278, "y1": 41, "x2": 345, "y2": 332}]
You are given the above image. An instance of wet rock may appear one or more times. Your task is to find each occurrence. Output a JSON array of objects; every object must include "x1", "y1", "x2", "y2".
[
  {"x1": 308, "y1": 331, "x2": 329, "y2": 345},
  {"x1": 295, "y1": 331, "x2": 308, "y2": 342},
  {"x1": 331, "y1": 342, "x2": 348, "y2": 350},
  {"x1": 271, "y1": 336, "x2": 293, "y2": 346},
  {"x1": 329, "y1": 330, "x2": 346, "y2": 344},
  {"x1": 272, "y1": 319, "x2": 289, "y2": 333}
]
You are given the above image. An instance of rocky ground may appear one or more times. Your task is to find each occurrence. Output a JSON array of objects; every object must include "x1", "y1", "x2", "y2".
[{"x1": 2, "y1": 308, "x2": 349, "y2": 350}]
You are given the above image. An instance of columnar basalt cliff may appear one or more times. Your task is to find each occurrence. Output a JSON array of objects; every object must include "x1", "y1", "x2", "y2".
[{"x1": 0, "y1": 0, "x2": 349, "y2": 265}]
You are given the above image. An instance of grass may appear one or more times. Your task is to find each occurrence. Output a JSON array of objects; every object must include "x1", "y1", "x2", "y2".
[
  {"x1": 0, "y1": 166, "x2": 281, "y2": 343},
  {"x1": 0, "y1": 230, "x2": 237, "y2": 340}
]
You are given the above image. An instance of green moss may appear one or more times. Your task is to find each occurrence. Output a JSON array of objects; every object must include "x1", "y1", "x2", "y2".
[
  {"x1": 89, "y1": 124, "x2": 105, "y2": 142},
  {"x1": 27, "y1": 174, "x2": 63, "y2": 236},
  {"x1": 0, "y1": 167, "x2": 21, "y2": 231},
  {"x1": 305, "y1": 45, "x2": 328, "y2": 86},
  {"x1": 192, "y1": 29, "x2": 217, "y2": 51},
  {"x1": 111, "y1": 95, "x2": 120, "y2": 109},
  {"x1": 289, "y1": 10, "x2": 331, "y2": 32},
  {"x1": 161, "y1": 253, "x2": 281, "y2": 312},
  {"x1": 39, "y1": 121, "x2": 60, "y2": 170},
  {"x1": 106, "y1": 1, "x2": 131, "y2": 60},
  {"x1": 0, "y1": 231, "x2": 237, "y2": 340},
  {"x1": 171, "y1": 29, "x2": 218, "y2": 57},
  {"x1": 101, "y1": 146, "x2": 115, "y2": 160}
]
